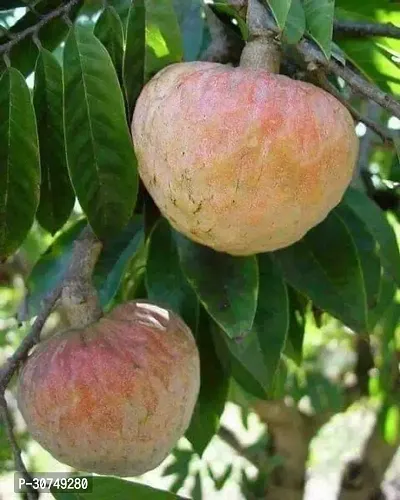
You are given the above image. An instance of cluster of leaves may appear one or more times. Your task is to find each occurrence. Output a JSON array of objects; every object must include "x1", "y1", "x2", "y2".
[{"x1": 0, "y1": 0, "x2": 400, "y2": 498}]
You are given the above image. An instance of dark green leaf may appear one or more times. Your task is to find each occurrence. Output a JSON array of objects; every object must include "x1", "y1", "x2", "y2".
[
  {"x1": 93, "y1": 216, "x2": 144, "y2": 308},
  {"x1": 0, "y1": 0, "x2": 83, "y2": 77},
  {"x1": 273, "y1": 211, "x2": 368, "y2": 331},
  {"x1": 369, "y1": 273, "x2": 396, "y2": 330},
  {"x1": 123, "y1": 0, "x2": 183, "y2": 115},
  {"x1": 123, "y1": 0, "x2": 145, "y2": 115},
  {"x1": 175, "y1": 234, "x2": 258, "y2": 339},
  {"x1": 186, "y1": 309, "x2": 229, "y2": 456},
  {"x1": 173, "y1": 0, "x2": 205, "y2": 61},
  {"x1": 34, "y1": 48, "x2": 74, "y2": 235},
  {"x1": 283, "y1": 0, "x2": 306, "y2": 44},
  {"x1": 306, "y1": 372, "x2": 343, "y2": 413},
  {"x1": 303, "y1": 0, "x2": 334, "y2": 58},
  {"x1": 94, "y1": 5, "x2": 125, "y2": 83},
  {"x1": 253, "y1": 254, "x2": 289, "y2": 389},
  {"x1": 334, "y1": 203, "x2": 381, "y2": 313},
  {"x1": 146, "y1": 219, "x2": 198, "y2": 328},
  {"x1": 285, "y1": 289, "x2": 307, "y2": 364},
  {"x1": 63, "y1": 26, "x2": 138, "y2": 240},
  {"x1": 0, "y1": 67, "x2": 40, "y2": 260},
  {"x1": 191, "y1": 472, "x2": 202, "y2": 500},
  {"x1": 211, "y1": 323, "x2": 268, "y2": 399},
  {"x1": 343, "y1": 187, "x2": 400, "y2": 288},
  {"x1": 52, "y1": 476, "x2": 185, "y2": 499},
  {"x1": 267, "y1": 0, "x2": 292, "y2": 30}
]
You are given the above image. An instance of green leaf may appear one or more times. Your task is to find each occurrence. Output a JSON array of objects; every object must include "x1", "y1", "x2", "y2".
[
  {"x1": 146, "y1": 219, "x2": 198, "y2": 328},
  {"x1": 335, "y1": 2, "x2": 400, "y2": 94},
  {"x1": 207, "y1": 464, "x2": 233, "y2": 491},
  {"x1": 191, "y1": 472, "x2": 203, "y2": 500},
  {"x1": 253, "y1": 254, "x2": 289, "y2": 388},
  {"x1": 273, "y1": 211, "x2": 368, "y2": 331},
  {"x1": 186, "y1": 309, "x2": 229, "y2": 456},
  {"x1": 0, "y1": 67, "x2": 40, "y2": 260},
  {"x1": 285, "y1": 289, "x2": 307, "y2": 364},
  {"x1": 63, "y1": 26, "x2": 138, "y2": 240},
  {"x1": 343, "y1": 188, "x2": 400, "y2": 288},
  {"x1": 52, "y1": 476, "x2": 185, "y2": 499},
  {"x1": 175, "y1": 234, "x2": 258, "y2": 339},
  {"x1": 34, "y1": 49, "x2": 74, "y2": 235},
  {"x1": 173, "y1": 0, "x2": 205, "y2": 61},
  {"x1": 0, "y1": 0, "x2": 83, "y2": 77},
  {"x1": 123, "y1": 0, "x2": 145, "y2": 115},
  {"x1": 303, "y1": 0, "x2": 334, "y2": 58},
  {"x1": 123, "y1": 0, "x2": 183, "y2": 115},
  {"x1": 162, "y1": 449, "x2": 192, "y2": 493},
  {"x1": 26, "y1": 220, "x2": 86, "y2": 318},
  {"x1": 94, "y1": 5, "x2": 125, "y2": 83},
  {"x1": 211, "y1": 323, "x2": 268, "y2": 399},
  {"x1": 26, "y1": 218, "x2": 144, "y2": 317},
  {"x1": 267, "y1": 0, "x2": 292, "y2": 30},
  {"x1": 334, "y1": 203, "x2": 381, "y2": 313},
  {"x1": 369, "y1": 273, "x2": 396, "y2": 330},
  {"x1": 283, "y1": 0, "x2": 306, "y2": 44},
  {"x1": 93, "y1": 216, "x2": 144, "y2": 308}
]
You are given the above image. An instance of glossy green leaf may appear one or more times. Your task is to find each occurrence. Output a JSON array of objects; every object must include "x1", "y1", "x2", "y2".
[
  {"x1": 93, "y1": 216, "x2": 144, "y2": 308},
  {"x1": 267, "y1": 0, "x2": 292, "y2": 30},
  {"x1": 123, "y1": 0, "x2": 183, "y2": 115},
  {"x1": 63, "y1": 26, "x2": 138, "y2": 240},
  {"x1": 335, "y1": 203, "x2": 381, "y2": 313},
  {"x1": 283, "y1": 0, "x2": 306, "y2": 44},
  {"x1": 212, "y1": 3, "x2": 249, "y2": 39},
  {"x1": 173, "y1": 0, "x2": 205, "y2": 61},
  {"x1": 211, "y1": 323, "x2": 268, "y2": 399},
  {"x1": 303, "y1": 0, "x2": 334, "y2": 58},
  {"x1": 146, "y1": 219, "x2": 198, "y2": 328},
  {"x1": 52, "y1": 476, "x2": 185, "y2": 499},
  {"x1": 253, "y1": 254, "x2": 289, "y2": 389},
  {"x1": 186, "y1": 309, "x2": 229, "y2": 456},
  {"x1": 0, "y1": 0, "x2": 83, "y2": 77},
  {"x1": 34, "y1": 49, "x2": 74, "y2": 235},
  {"x1": 0, "y1": 68, "x2": 40, "y2": 260},
  {"x1": 343, "y1": 187, "x2": 400, "y2": 288},
  {"x1": 273, "y1": 211, "x2": 368, "y2": 331},
  {"x1": 94, "y1": 5, "x2": 125, "y2": 83},
  {"x1": 175, "y1": 234, "x2": 258, "y2": 339},
  {"x1": 162, "y1": 449, "x2": 192, "y2": 493}
]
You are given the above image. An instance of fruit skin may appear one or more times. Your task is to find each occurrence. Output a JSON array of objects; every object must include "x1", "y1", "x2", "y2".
[
  {"x1": 132, "y1": 62, "x2": 358, "y2": 255},
  {"x1": 17, "y1": 301, "x2": 200, "y2": 476}
]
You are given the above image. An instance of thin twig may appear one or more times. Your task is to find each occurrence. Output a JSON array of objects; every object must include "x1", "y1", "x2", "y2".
[
  {"x1": 0, "y1": 285, "x2": 62, "y2": 391},
  {"x1": 0, "y1": 0, "x2": 81, "y2": 56},
  {"x1": 0, "y1": 396, "x2": 38, "y2": 500},
  {"x1": 297, "y1": 38, "x2": 400, "y2": 119},
  {"x1": 315, "y1": 71, "x2": 393, "y2": 144},
  {"x1": 334, "y1": 19, "x2": 400, "y2": 40}
]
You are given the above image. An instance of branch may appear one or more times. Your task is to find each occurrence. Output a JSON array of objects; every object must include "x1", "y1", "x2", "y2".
[
  {"x1": 339, "y1": 417, "x2": 400, "y2": 500},
  {"x1": 0, "y1": 0, "x2": 81, "y2": 56},
  {"x1": 315, "y1": 72, "x2": 393, "y2": 144},
  {"x1": 0, "y1": 225, "x2": 101, "y2": 494},
  {"x1": 297, "y1": 38, "x2": 400, "y2": 119},
  {"x1": 334, "y1": 19, "x2": 400, "y2": 40},
  {"x1": 0, "y1": 396, "x2": 38, "y2": 500}
]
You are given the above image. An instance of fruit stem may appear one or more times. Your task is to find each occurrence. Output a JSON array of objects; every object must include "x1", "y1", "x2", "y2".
[
  {"x1": 61, "y1": 226, "x2": 103, "y2": 329},
  {"x1": 239, "y1": 0, "x2": 281, "y2": 73}
]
